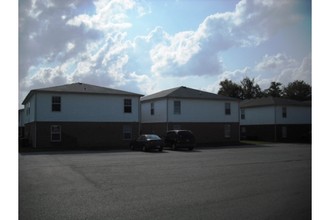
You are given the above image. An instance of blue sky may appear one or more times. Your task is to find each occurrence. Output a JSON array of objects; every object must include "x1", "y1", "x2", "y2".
[{"x1": 19, "y1": 0, "x2": 311, "y2": 106}]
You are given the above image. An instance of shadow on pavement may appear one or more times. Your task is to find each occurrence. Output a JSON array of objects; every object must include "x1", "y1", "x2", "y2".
[
  {"x1": 19, "y1": 141, "x2": 305, "y2": 156},
  {"x1": 19, "y1": 146, "x2": 133, "y2": 156}
]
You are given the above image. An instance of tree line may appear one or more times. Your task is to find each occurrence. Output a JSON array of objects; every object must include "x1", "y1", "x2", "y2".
[{"x1": 218, "y1": 77, "x2": 311, "y2": 101}]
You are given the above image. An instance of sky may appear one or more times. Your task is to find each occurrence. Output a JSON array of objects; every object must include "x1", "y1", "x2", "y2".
[{"x1": 19, "y1": 0, "x2": 311, "y2": 106}]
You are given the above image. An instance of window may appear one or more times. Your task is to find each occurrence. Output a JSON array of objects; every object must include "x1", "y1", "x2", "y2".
[
  {"x1": 241, "y1": 109, "x2": 245, "y2": 120},
  {"x1": 150, "y1": 102, "x2": 154, "y2": 115},
  {"x1": 282, "y1": 126, "x2": 287, "y2": 138},
  {"x1": 52, "y1": 96, "x2": 61, "y2": 112},
  {"x1": 123, "y1": 125, "x2": 132, "y2": 140},
  {"x1": 51, "y1": 125, "x2": 61, "y2": 142},
  {"x1": 124, "y1": 99, "x2": 132, "y2": 113},
  {"x1": 225, "y1": 103, "x2": 231, "y2": 115},
  {"x1": 224, "y1": 124, "x2": 231, "y2": 138},
  {"x1": 174, "y1": 101, "x2": 181, "y2": 114},
  {"x1": 282, "y1": 107, "x2": 287, "y2": 118}
]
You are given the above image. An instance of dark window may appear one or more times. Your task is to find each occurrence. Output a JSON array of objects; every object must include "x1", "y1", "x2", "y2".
[
  {"x1": 224, "y1": 124, "x2": 231, "y2": 138},
  {"x1": 174, "y1": 101, "x2": 181, "y2": 114},
  {"x1": 123, "y1": 125, "x2": 132, "y2": 140},
  {"x1": 51, "y1": 125, "x2": 61, "y2": 142},
  {"x1": 150, "y1": 102, "x2": 154, "y2": 115},
  {"x1": 52, "y1": 96, "x2": 61, "y2": 112},
  {"x1": 282, "y1": 107, "x2": 287, "y2": 118},
  {"x1": 282, "y1": 126, "x2": 287, "y2": 138},
  {"x1": 124, "y1": 99, "x2": 132, "y2": 113},
  {"x1": 225, "y1": 103, "x2": 231, "y2": 115},
  {"x1": 241, "y1": 109, "x2": 245, "y2": 120}
]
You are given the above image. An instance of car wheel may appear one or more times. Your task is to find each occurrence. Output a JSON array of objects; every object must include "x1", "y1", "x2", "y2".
[
  {"x1": 159, "y1": 147, "x2": 163, "y2": 152},
  {"x1": 172, "y1": 143, "x2": 176, "y2": 150},
  {"x1": 189, "y1": 147, "x2": 193, "y2": 151},
  {"x1": 130, "y1": 145, "x2": 135, "y2": 151}
]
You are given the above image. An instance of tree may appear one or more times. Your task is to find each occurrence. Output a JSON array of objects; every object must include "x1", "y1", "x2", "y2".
[
  {"x1": 283, "y1": 80, "x2": 311, "y2": 101},
  {"x1": 240, "y1": 77, "x2": 263, "y2": 99},
  {"x1": 218, "y1": 79, "x2": 242, "y2": 99},
  {"x1": 264, "y1": 81, "x2": 283, "y2": 97}
]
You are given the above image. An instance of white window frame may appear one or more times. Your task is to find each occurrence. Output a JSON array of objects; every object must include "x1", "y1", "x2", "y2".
[
  {"x1": 225, "y1": 103, "x2": 231, "y2": 115},
  {"x1": 224, "y1": 124, "x2": 231, "y2": 138},
  {"x1": 50, "y1": 125, "x2": 61, "y2": 142},
  {"x1": 241, "y1": 109, "x2": 245, "y2": 120},
  {"x1": 282, "y1": 126, "x2": 287, "y2": 138},
  {"x1": 52, "y1": 96, "x2": 61, "y2": 112},
  {"x1": 282, "y1": 107, "x2": 287, "y2": 118},
  {"x1": 150, "y1": 102, "x2": 155, "y2": 115},
  {"x1": 123, "y1": 125, "x2": 133, "y2": 140},
  {"x1": 124, "y1": 99, "x2": 132, "y2": 113},
  {"x1": 174, "y1": 100, "x2": 181, "y2": 115}
]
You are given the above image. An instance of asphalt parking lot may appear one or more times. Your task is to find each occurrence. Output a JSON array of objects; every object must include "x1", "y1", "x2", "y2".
[{"x1": 19, "y1": 143, "x2": 311, "y2": 220}]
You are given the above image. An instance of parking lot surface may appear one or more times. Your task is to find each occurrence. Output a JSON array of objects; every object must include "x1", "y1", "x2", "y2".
[{"x1": 19, "y1": 143, "x2": 311, "y2": 220}]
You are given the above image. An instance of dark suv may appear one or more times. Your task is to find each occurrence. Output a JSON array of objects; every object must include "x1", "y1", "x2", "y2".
[{"x1": 165, "y1": 130, "x2": 196, "y2": 150}]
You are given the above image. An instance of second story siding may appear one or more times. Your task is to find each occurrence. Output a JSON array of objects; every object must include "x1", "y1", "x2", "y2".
[
  {"x1": 167, "y1": 98, "x2": 239, "y2": 123},
  {"x1": 34, "y1": 93, "x2": 140, "y2": 122},
  {"x1": 141, "y1": 99, "x2": 167, "y2": 123},
  {"x1": 240, "y1": 106, "x2": 275, "y2": 125},
  {"x1": 141, "y1": 98, "x2": 239, "y2": 123},
  {"x1": 275, "y1": 106, "x2": 311, "y2": 124}
]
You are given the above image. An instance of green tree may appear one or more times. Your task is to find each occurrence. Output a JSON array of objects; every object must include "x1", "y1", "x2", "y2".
[
  {"x1": 283, "y1": 80, "x2": 311, "y2": 101},
  {"x1": 264, "y1": 81, "x2": 283, "y2": 97},
  {"x1": 240, "y1": 77, "x2": 263, "y2": 99},
  {"x1": 218, "y1": 79, "x2": 242, "y2": 99}
]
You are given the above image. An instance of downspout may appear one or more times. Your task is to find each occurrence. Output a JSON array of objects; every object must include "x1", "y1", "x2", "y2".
[
  {"x1": 166, "y1": 98, "x2": 169, "y2": 131},
  {"x1": 274, "y1": 105, "x2": 277, "y2": 142},
  {"x1": 34, "y1": 93, "x2": 38, "y2": 148},
  {"x1": 238, "y1": 101, "x2": 240, "y2": 143},
  {"x1": 138, "y1": 97, "x2": 141, "y2": 135}
]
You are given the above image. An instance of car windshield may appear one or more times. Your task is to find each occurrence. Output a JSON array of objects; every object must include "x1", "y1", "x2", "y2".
[
  {"x1": 178, "y1": 131, "x2": 194, "y2": 139},
  {"x1": 145, "y1": 134, "x2": 161, "y2": 140}
]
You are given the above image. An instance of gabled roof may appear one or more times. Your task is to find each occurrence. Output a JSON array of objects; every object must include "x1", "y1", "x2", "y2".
[
  {"x1": 240, "y1": 96, "x2": 311, "y2": 108},
  {"x1": 22, "y1": 83, "x2": 143, "y2": 104},
  {"x1": 141, "y1": 86, "x2": 239, "y2": 102}
]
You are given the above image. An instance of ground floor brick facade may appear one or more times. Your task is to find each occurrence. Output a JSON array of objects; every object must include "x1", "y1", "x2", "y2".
[
  {"x1": 24, "y1": 122, "x2": 140, "y2": 148},
  {"x1": 240, "y1": 124, "x2": 311, "y2": 143},
  {"x1": 141, "y1": 122, "x2": 240, "y2": 145}
]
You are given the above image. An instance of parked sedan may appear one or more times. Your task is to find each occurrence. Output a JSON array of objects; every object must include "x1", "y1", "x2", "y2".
[{"x1": 130, "y1": 134, "x2": 164, "y2": 152}]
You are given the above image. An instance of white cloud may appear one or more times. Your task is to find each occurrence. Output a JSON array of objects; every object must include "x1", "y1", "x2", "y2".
[
  {"x1": 216, "y1": 53, "x2": 311, "y2": 90},
  {"x1": 149, "y1": 0, "x2": 301, "y2": 77},
  {"x1": 277, "y1": 54, "x2": 311, "y2": 85},
  {"x1": 255, "y1": 53, "x2": 297, "y2": 72},
  {"x1": 19, "y1": 0, "x2": 309, "y2": 107},
  {"x1": 66, "y1": 0, "x2": 135, "y2": 31},
  {"x1": 253, "y1": 53, "x2": 311, "y2": 86},
  {"x1": 66, "y1": 42, "x2": 75, "y2": 52},
  {"x1": 19, "y1": 0, "x2": 143, "y2": 106}
]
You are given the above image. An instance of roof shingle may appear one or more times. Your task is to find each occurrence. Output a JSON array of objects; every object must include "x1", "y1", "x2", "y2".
[
  {"x1": 141, "y1": 86, "x2": 238, "y2": 102},
  {"x1": 240, "y1": 96, "x2": 311, "y2": 108},
  {"x1": 22, "y1": 83, "x2": 143, "y2": 104}
]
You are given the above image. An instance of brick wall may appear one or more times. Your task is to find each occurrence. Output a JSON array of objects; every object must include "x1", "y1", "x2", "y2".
[
  {"x1": 141, "y1": 122, "x2": 240, "y2": 145},
  {"x1": 24, "y1": 122, "x2": 140, "y2": 148}
]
